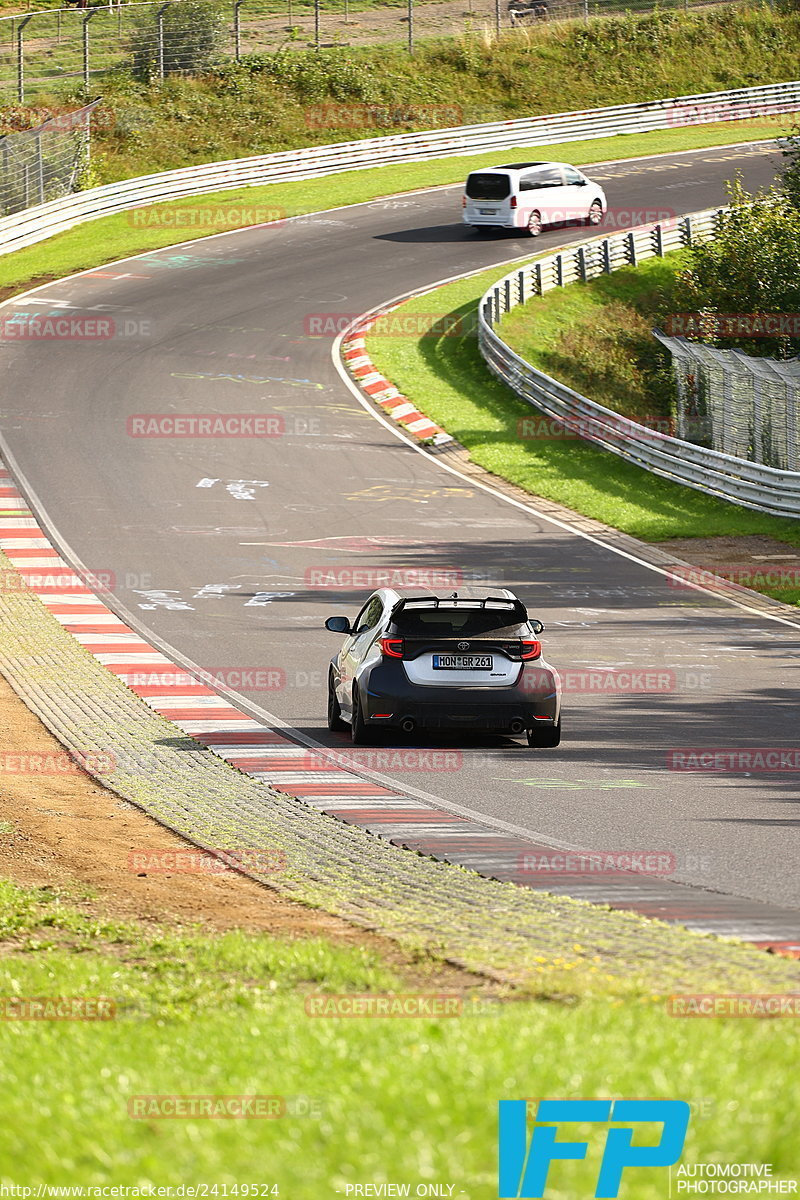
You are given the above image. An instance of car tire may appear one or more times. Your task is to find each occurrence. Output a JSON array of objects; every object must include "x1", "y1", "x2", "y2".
[
  {"x1": 351, "y1": 688, "x2": 373, "y2": 745},
  {"x1": 327, "y1": 671, "x2": 346, "y2": 732},
  {"x1": 526, "y1": 210, "x2": 543, "y2": 237},
  {"x1": 527, "y1": 719, "x2": 561, "y2": 748},
  {"x1": 587, "y1": 200, "x2": 603, "y2": 226}
]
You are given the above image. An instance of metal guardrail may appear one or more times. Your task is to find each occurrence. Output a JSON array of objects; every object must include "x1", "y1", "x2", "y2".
[
  {"x1": 1, "y1": 79, "x2": 799, "y2": 255},
  {"x1": 477, "y1": 210, "x2": 800, "y2": 518}
]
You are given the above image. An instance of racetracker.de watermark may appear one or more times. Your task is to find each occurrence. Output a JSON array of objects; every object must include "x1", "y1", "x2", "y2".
[
  {"x1": 0, "y1": 996, "x2": 116, "y2": 1020},
  {"x1": 517, "y1": 413, "x2": 673, "y2": 441},
  {"x1": 0, "y1": 568, "x2": 115, "y2": 593},
  {"x1": 667, "y1": 565, "x2": 800, "y2": 590},
  {"x1": 306, "y1": 566, "x2": 463, "y2": 589},
  {"x1": 667, "y1": 994, "x2": 800, "y2": 1017},
  {"x1": 667, "y1": 102, "x2": 800, "y2": 126},
  {"x1": 127, "y1": 848, "x2": 287, "y2": 874},
  {"x1": 304, "y1": 993, "x2": 492, "y2": 1017},
  {"x1": 306, "y1": 312, "x2": 474, "y2": 337},
  {"x1": 0, "y1": 751, "x2": 115, "y2": 776},
  {"x1": 0, "y1": 315, "x2": 152, "y2": 340},
  {"x1": 667, "y1": 748, "x2": 800, "y2": 772},
  {"x1": 126, "y1": 415, "x2": 284, "y2": 438},
  {"x1": 664, "y1": 313, "x2": 800, "y2": 338},
  {"x1": 304, "y1": 102, "x2": 463, "y2": 129},
  {"x1": 128, "y1": 1096, "x2": 285, "y2": 1119},
  {"x1": 127, "y1": 204, "x2": 286, "y2": 230},
  {"x1": 517, "y1": 850, "x2": 676, "y2": 877},
  {"x1": 522, "y1": 668, "x2": 676, "y2": 693},
  {"x1": 117, "y1": 667, "x2": 287, "y2": 691}
]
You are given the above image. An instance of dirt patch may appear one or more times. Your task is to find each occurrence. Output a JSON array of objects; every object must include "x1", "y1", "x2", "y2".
[
  {"x1": 655, "y1": 535, "x2": 800, "y2": 572},
  {"x1": 0, "y1": 673, "x2": 495, "y2": 991}
]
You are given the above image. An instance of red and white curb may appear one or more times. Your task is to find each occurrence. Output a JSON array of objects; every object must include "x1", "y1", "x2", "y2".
[
  {"x1": 342, "y1": 313, "x2": 452, "y2": 446},
  {"x1": 2, "y1": 459, "x2": 799, "y2": 950}
]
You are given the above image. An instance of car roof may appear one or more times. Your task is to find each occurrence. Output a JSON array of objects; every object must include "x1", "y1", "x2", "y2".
[
  {"x1": 368, "y1": 587, "x2": 528, "y2": 616},
  {"x1": 471, "y1": 161, "x2": 572, "y2": 174}
]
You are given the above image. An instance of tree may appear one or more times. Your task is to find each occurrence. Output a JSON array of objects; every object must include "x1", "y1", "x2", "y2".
[
  {"x1": 675, "y1": 177, "x2": 800, "y2": 359},
  {"x1": 130, "y1": 0, "x2": 226, "y2": 83}
]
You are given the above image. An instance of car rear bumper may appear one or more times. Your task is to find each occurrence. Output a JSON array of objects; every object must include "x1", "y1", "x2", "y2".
[{"x1": 360, "y1": 663, "x2": 560, "y2": 732}]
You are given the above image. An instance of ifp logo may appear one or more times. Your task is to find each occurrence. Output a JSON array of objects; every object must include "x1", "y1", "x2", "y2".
[{"x1": 498, "y1": 1099, "x2": 690, "y2": 1197}]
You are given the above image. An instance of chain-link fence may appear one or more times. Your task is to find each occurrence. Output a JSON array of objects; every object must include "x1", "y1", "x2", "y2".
[
  {"x1": 0, "y1": 0, "x2": 746, "y2": 104},
  {"x1": 0, "y1": 99, "x2": 97, "y2": 215},
  {"x1": 654, "y1": 333, "x2": 800, "y2": 471}
]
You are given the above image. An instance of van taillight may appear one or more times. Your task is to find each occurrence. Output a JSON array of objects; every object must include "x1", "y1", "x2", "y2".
[
  {"x1": 462, "y1": 195, "x2": 466, "y2": 208},
  {"x1": 379, "y1": 637, "x2": 404, "y2": 659},
  {"x1": 520, "y1": 640, "x2": 541, "y2": 660},
  {"x1": 510, "y1": 196, "x2": 517, "y2": 209}
]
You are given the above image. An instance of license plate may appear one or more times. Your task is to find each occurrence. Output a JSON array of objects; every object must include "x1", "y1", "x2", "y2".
[
  {"x1": 433, "y1": 654, "x2": 493, "y2": 670},
  {"x1": 479, "y1": 208, "x2": 496, "y2": 215}
]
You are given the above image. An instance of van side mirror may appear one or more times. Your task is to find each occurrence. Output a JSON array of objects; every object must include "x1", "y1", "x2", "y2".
[{"x1": 325, "y1": 616, "x2": 351, "y2": 634}]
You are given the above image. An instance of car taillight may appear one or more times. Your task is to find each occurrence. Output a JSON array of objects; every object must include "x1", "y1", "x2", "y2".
[
  {"x1": 379, "y1": 637, "x2": 404, "y2": 659},
  {"x1": 510, "y1": 195, "x2": 517, "y2": 209},
  {"x1": 462, "y1": 195, "x2": 467, "y2": 208},
  {"x1": 520, "y1": 640, "x2": 541, "y2": 660}
]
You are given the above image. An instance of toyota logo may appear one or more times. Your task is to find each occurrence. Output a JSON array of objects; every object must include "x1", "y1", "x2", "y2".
[{"x1": 457, "y1": 641, "x2": 470, "y2": 650}]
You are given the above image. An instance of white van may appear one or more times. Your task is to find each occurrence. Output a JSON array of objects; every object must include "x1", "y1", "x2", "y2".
[{"x1": 462, "y1": 161, "x2": 607, "y2": 236}]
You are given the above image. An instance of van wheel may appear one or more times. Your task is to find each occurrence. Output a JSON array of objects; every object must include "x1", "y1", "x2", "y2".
[
  {"x1": 527, "y1": 210, "x2": 543, "y2": 237},
  {"x1": 587, "y1": 200, "x2": 603, "y2": 225}
]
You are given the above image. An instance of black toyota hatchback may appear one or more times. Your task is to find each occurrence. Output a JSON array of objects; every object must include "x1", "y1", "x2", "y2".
[{"x1": 324, "y1": 587, "x2": 561, "y2": 747}]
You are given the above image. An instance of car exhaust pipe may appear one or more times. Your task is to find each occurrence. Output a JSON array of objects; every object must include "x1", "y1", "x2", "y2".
[
  {"x1": 400, "y1": 717, "x2": 416, "y2": 733},
  {"x1": 510, "y1": 718, "x2": 525, "y2": 735}
]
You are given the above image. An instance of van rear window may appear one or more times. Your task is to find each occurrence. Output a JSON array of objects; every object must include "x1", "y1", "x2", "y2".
[{"x1": 466, "y1": 173, "x2": 511, "y2": 201}]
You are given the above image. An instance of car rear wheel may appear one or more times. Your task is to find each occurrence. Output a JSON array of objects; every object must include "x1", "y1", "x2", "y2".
[
  {"x1": 587, "y1": 200, "x2": 603, "y2": 225},
  {"x1": 327, "y1": 671, "x2": 346, "y2": 732},
  {"x1": 526, "y1": 210, "x2": 543, "y2": 237},
  {"x1": 527, "y1": 719, "x2": 561, "y2": 748},
  {"x1": 351, "y1": 688, "x2": 373, "y2": 745}
]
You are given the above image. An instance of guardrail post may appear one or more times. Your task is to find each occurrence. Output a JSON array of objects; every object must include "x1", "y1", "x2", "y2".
[
  {"x1": 494, "y1": 288, "x2": 500, "y2": 325},
  {"x1": 157, "y1": 4, "x2": 171, "y2": 79},
  {"x1": 577, "y1": 245, "x2": 587, "y2": 281},
  {"x1": 314, "y1": 0, "x2": 320, "y2": 49},
  {"x1": 234, "y1": 0, "x2": 243, "y2": 61},
  {"x1": 16, "y1": 14, "x2": 33, "y2": 104},
  {"x1": 627, "y1": 231, "x2": 637, "y2": 266},
  {"x1": 654, "y1": 223, "x2": 663, "y2": 256},
  {"x1": 495, "y1": 0, "x2": 500, "y2": 34},
  {"x1": 555, "y1": 254, "x2": 563, "y2": 287},
  {"x1": 602, "y1": 238, "x2": 611, "y2": 273},
  {"x1": 518, "y1": 269, "x2": 526, "y2": 305},
  {"x1": 682, "y1": 214, "x2": 692, "y2": 246},
  {"x1": 82, "y1": 10, "x2": 98, "y2": 89},
  {"x1": 534, "y1": 262, "x2": 543, "y2": 296},
  {"x1": 504, "y1": 278, "x2": 511, "y2": 313}
]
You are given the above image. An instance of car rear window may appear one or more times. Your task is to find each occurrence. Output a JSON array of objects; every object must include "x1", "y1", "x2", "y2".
[
  {"x1": 392, "y1": 608, "x2": 528, "y2": 638},
  {"x1": 465, "y1": 173, "x2": 511, "y2": 201}
]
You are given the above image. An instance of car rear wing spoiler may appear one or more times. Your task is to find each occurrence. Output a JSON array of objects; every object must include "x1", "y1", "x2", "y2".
[{"x1": 390, "y1": 595, "x2": 529, "y2": 621}]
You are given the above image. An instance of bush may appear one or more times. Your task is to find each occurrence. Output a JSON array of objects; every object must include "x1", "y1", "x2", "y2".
[
  {"x1": 676, "y1": 179, "x2": 800, "y2": 358},
  {"x1": 129, "y1": 0, "x2": 226, "y2": 83}
]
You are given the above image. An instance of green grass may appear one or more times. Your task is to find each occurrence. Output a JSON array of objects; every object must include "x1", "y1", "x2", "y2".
[
  {"x1": 0, "y1": 118, "x2": 791, "y2": 299},
  {"x1": 365, "y1": 264, "x2": 800, "y2": 559},
  {"x1": 3, "y1": 3, "x2": 800, "y2": 168},
  {"x1": 1, "y1": 877, "x2": 799, "y2": 1189},
  {"x1": 499, "y1": 252, "x2": 689, "y2": 424}
]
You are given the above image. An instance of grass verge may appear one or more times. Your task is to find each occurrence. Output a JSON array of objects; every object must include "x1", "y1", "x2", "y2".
[
  {"x1": 0, "y1": 119, "x2": 789, "y2": 301},
  {"x1": 365, "y1": 251, "x2": 800, "y2": 601},
  {"x1": 1, "y1": 877, "x2": 799, "y2": 1189}
]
